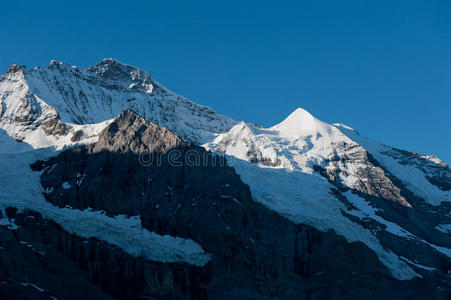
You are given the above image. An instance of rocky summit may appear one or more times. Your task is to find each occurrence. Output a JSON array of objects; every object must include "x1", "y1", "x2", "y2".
[{"x1": 0, "y1": 59, "x2": 450, "y2": 299}]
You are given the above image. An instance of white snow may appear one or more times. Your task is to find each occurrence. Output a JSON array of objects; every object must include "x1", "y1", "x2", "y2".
[
  {"x1": 270, "y1": 108, "x2": 334, "y2": 139},
  {"x1": 344, "y1": 191, "x2": 416, "y2": 239},
  {"x1": 20, "y1": 282, "x2": 45, "y2": 293},
  {"x1": 0, "y1": 74, "x2": 113, "y2": 152},
  {"x1": 399, "y1": 256, "x2": 437, "y2": 272},
  {"x1": 335, "y1": 125, "x2": 451, "y2": 205},
  {"x1": 436, "y1": 224, "x2": 451, "y2": 234}
]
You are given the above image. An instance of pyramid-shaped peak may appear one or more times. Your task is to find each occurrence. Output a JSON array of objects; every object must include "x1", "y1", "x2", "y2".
[
  {"x1": 91, "y1": 108, "x2": 185, "y2": 154},
  {"x1": 274, "y1": 107, "x2": 317, "y2": 128},
  {"x1": 285, "y1": 107, "x2": 315, "y2": 121},
  {"x1": 271, "y1": 107, "x2": 332, "y2": 138}
]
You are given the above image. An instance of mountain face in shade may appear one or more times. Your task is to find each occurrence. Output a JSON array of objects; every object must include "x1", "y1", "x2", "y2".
[{"x1": 0, "y1": 59, "x2": 450, "y2": 299}]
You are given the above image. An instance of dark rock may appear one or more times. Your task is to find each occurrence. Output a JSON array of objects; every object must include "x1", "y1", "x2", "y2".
[
  {"x1": 0, "y1": 209, "x2": 111, "y2": 299},
  {"x1": 41, "y1": 114, "x2": 69, "y2": 136},
  {"x1": 6, "y1": 64, "x2": 26, "y2": 74},
  {"x1": 90, "y1": 108, "x2": 184, "y2": 154},
  {"x1": 4, "y1": 207, "x2": 17, "y2": 218},
  {"x1": 71, "y1": 129, "x2": 84, "y2": 142}
]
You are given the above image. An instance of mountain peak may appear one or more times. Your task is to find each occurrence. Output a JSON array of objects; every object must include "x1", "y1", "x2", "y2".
[
  {"x1": 271, "y1": 107, "x2": 332, "y2": 138},
  {"x1": 5, "y1": 64, "x2": 27, "y2": 78},
  {"x1": 87, "y1": 58, "x2": 150, "y2": 83},
  {"x1": 90, "y1": 108, "x2": 185, "y2": 154},
  {"x1": 288, "y1": 107, "x2": 315, "y2": 120},
  {"x1": 100, "y1": 57, "x2": 118, "y2": 64}
]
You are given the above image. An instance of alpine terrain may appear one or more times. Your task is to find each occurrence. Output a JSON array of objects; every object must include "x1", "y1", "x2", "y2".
[{"x1": 0, "y1": 58, "x2": 450, "y2": 299}]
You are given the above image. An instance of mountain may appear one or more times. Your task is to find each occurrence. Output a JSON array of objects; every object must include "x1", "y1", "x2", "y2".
[
  {"x1": 0, "y1": 59, "x2": 450, "y2": 299},
  {"x1": 0, "y1": 58, "x2": 236, "y2": 148}
]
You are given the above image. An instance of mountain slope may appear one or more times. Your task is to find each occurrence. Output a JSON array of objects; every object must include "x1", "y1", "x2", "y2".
[
  {"x1": 0, "y1": 59, "x2": 450, "y2": 298},
  {"x1": 206, "y1": 109, "x2": 450, "y2": 277},
  {"x1": 0, "y1": 59, "x2": 236, "y2": 148},
  {"x1": 23, "y1": 109, "x2": 449, "y2": 298}
]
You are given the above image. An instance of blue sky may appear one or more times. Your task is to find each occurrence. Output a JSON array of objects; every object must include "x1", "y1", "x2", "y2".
[{"x1": 1, "y1": 0, "x2": 450, "y2": 163}]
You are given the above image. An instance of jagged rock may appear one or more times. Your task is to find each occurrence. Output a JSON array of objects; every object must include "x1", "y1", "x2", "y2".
[
  {"x1": 90, "y1": 108, "x2": 185, "y2": 154},
  {"x1": 71, "y1": 129, "x2": 84, "y2": 142},
  {"x1": 6, "y1": 64, "x2": 26, "y2": 74}
]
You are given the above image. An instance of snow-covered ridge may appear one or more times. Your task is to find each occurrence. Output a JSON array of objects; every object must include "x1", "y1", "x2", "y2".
[{"x1": 0, "y1": 58, "x2": 237, "y2": 149}]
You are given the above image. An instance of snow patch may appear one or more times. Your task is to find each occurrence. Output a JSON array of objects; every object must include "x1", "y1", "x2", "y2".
[
  {"x1": 399, "y1": 256, "x2": 437, "y2": 272},
  {"x1": 436, "y1": 224, "x2": 451, "y2": 234},
  {"x1": 20, "y1": 282, "x2": 45, "y2": 293}
]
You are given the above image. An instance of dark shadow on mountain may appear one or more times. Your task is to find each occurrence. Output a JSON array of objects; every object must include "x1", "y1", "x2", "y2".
[
  {"x1": 25, "y1": 108, "x2": 450, "y2": 299},
  {"x1": 0, "y1": 128, "x2": 33, "y2": 153}
]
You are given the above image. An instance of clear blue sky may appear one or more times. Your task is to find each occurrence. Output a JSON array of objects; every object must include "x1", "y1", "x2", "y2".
[{"x1": 1, "y1": 1, "x2": 450, "y2": 163}]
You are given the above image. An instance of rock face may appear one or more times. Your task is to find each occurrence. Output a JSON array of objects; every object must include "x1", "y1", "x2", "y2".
[
  {"x1": 91, "y1": 108, "x2": 185, "y2": 154},
  {"x1": 0, "y1": 208, "x2": 207, "y2": 300},
  {"x1": 27, "y1": 109, "x2": 449, "y2": 299}
]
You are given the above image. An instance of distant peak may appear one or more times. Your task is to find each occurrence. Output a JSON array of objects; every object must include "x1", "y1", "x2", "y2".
[
  {"x1": 116, "y1": 108, "x2": 144, "y2": 122},
  {"x1": 87, "y1": 58, "x2": 150, "y2": 82},
  {"x1": 276, "y1": 107, "x2": 316, "y2": 127},
  {"x1": 96, "y1": 58, "x2": 131, "y2": 68},
  {"x1": 286, "y1": 107, "x2": 315, "y2": 121},
  {"x1": 92, "y1": 108, "x2": 185, "y2": 154},
  {"x1": 93, "y1": 58, "x2": 134, "y2": 69},
  {"x1": 228, "y1": 121, "x2": 254, "y2": 135},
  {"x1": 6, "y1": 64, "x2": 26, "y2": 74},
  {"x1": 271, "y1": 107, "x2": 332, "y2": 137},
  {"x1": 47, "y1": 60, "x2": 76, "y2": 71},
  {"x1": 100, "y1": 57, "x2": 118, "y2": 64}
]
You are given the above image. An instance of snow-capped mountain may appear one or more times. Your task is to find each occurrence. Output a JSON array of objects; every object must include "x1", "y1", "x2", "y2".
[
  {"x1": 206, "y1": 106, "x2": 451, "y2": 280},
  {"x1": 0, "y1": 58, "x2": 236, "y2": 149},
  {"x1": 0, "y1": 59, "x2": 450, "y2": 299}
]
